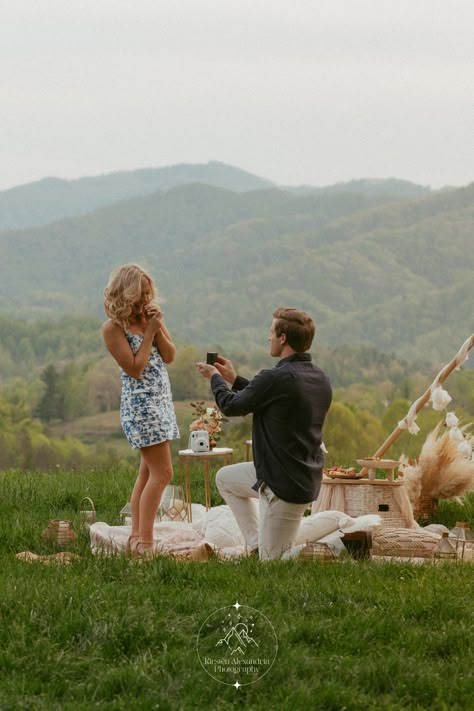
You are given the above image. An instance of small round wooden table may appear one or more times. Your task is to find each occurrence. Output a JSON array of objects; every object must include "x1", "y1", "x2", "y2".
[{"x1": 178, "y1": 447, "x2": 234, "y2": 522}]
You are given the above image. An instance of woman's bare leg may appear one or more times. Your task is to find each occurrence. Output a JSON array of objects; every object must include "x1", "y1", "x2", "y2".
[
  {"x1": 137, "y1": 441, "x2": 174, "y2": 550},
  {"x1": 129, "y1": 456, "x2": 150, "y2": 546}
]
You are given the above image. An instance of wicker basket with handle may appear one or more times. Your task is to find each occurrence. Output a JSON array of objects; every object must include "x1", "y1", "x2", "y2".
[{"x1": 79, "y1": 496, "x2": 97, "y2": 530}]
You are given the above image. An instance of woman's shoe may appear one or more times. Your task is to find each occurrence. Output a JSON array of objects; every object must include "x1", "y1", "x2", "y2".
[
  {"x1": 135, "y1": 540, "x2": 156, "y2": 559},
  {"x1": 125, "y1": 534, "x2": 140, "y2": 557}
]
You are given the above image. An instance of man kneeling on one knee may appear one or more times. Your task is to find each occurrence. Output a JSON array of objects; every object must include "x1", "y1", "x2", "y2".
[{"x1": 196, "y1": 307, "x2": 332, "y2": 560}]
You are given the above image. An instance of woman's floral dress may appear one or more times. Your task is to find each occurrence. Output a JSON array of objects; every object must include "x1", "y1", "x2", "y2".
[{"x1": 120, "y1": 332, "x2": 180, "y2": 449}]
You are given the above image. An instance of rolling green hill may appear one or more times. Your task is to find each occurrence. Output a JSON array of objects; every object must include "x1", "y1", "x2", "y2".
[
  {"x1": 1, "y1": 180, "x2": 473, "y2": 362},
  {"x1": 284, "y1": 177, "x2": 433, "y2": 198},
  {"x1": 0, "y1": 161, "x2": 273, "y2": 230}
]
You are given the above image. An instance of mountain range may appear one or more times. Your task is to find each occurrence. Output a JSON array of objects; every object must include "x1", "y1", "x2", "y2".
[
  {"x1": 1, "y1": 162, "x2": 472, "y2": 363},
  {"x1": 0, "y1": 161, "x2": 273, "y2": 231}
]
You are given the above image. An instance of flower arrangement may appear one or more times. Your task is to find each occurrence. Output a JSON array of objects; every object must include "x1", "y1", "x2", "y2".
[{"x1": 189, "y1": 401, "x2": 227, "y2": 446}]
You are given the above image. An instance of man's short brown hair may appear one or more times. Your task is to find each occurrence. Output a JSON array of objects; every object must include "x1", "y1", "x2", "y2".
[{"x1": 272, "y1": 307, "x2": 315, "y2": 352}]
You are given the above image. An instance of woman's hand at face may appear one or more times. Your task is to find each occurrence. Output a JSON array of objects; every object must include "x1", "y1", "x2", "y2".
[
  {"x1": 144, "y1": 304, "x2": 163, "y2": 333},
  {"x1": 144, "y1": 303, "x2": 161, "y2": 317}
]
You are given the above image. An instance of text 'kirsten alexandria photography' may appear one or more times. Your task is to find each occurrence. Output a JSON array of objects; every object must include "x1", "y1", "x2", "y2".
[{"x1": 197, "y1": 602, "x2": 278, "y2": 688}]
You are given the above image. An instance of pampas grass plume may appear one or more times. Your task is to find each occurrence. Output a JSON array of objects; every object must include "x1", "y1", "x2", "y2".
[{"x1": 401, "y1": 422, "x2": 474, "y2": 505}]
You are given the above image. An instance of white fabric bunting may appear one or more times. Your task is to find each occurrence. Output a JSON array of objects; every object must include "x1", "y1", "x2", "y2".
[{"x1": 430, "y1": 385, "x2": 452, "y2": 410}]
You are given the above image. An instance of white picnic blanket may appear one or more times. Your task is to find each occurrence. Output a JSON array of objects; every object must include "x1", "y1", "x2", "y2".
[{"x1": 89, "y1": 505, "x2": 381, "y2": 560}]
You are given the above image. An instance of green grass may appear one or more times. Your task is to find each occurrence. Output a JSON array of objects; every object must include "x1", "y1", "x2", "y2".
[{"x1": 1, "y1": 467, "x2": 473, "y2": 710}]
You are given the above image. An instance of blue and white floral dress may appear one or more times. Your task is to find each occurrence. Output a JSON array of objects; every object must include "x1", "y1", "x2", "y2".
[{"x1": 120, "y1": 332, "x2": 180, "y2": 449}]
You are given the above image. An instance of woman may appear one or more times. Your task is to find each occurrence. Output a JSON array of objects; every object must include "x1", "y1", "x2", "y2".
[{"x1": 103, "y1": 263, "x2": 180, "y2": 557}]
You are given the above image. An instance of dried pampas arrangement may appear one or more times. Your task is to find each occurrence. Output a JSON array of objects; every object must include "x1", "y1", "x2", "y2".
[{"x1": 400, "y1": 422, "x2": 474, "y2": 516}]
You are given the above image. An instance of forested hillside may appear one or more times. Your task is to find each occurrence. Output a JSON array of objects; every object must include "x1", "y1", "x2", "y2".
[
  {"x1": 1, "y1": 309, "x2": 473, "y2": 471},
  {"x1": 0, "y1": 312, "x2": 423, "y2": 383},
  {"x1": 1, "y1": 179, "x2": 472, "y2": 361},
  {"x1": 285, "y1": 177, "x2": 433, "y2": 198},
  {"x1": 0, "y1": 161, "x2": 273, "y2": 230}
]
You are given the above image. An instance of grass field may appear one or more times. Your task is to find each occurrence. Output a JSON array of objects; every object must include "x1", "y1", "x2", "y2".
[{"x1": 1, "y1": 467, "x2": 473, "y2": 710}]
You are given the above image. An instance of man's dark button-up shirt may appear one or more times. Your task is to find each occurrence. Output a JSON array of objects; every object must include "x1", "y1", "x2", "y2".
[{"x1": 211, "y1": 352, "x2": 332, "y2": 504}]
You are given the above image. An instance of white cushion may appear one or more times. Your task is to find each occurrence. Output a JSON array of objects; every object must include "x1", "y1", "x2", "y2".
[
  {"x1": 294, "y1": 510, "x2": 350, "y2": 545},
  {"x1": 203, "y1": 505, "x2": 245, "y2": 549}
]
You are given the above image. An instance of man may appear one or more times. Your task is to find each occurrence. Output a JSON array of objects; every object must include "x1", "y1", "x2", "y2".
[{"x1": 196, "y1": 307, "x2": 332, "y2": 560}]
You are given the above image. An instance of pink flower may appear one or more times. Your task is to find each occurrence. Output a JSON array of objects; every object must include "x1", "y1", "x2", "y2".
[
  {"x1": 189, "y1": 403, "x2": 224, "y2": 441},
  {"x1": 189, "y1": 419, "x2": 206, "y2": 431}
]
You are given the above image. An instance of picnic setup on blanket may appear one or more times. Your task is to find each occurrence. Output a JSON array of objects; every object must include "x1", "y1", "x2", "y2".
[
  {"x1": 17, "y1": 334, "x2": 474, "y2": 564},
  {"x1": 86, "y1": 332, "x2": 474, "y2": 563}
]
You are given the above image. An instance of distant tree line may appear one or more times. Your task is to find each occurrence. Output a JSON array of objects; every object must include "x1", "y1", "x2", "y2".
[{"x1": 1, "y1": 313, "x2": 473, "y2": 471}]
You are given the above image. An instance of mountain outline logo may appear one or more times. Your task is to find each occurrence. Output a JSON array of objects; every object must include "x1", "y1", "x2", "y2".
[{"x1": 216, "y1": 621, "x2": 259, "y2": 656}]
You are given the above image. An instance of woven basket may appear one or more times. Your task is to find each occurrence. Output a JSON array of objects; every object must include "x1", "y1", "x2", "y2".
[
  {"x1": 412, "y1": 495, "x2": 439, "y2": 522},
  {"x1": 41, "y1": 519, "x2": 77, "y2": 547},
  {"x1": 79, "y1": 497, "x2": 97, "y2": 529},
  {"x1": 343, "y1": 483, "x2": 409, "y2": 528},
  {"x1": 299, "y1": 541, "x2": 335, "y2": 562}
]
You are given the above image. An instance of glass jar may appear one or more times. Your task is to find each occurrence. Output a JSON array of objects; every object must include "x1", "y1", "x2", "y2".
[
  {"x1": 433, "y1": 531, "x2": 457, "y2": 561},
  {"x1": 449, "y1": 522, "x2": 473, "y2": 559}
]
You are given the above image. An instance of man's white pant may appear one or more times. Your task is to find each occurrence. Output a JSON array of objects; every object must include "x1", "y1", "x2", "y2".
[{"x1": 216, "y1": 461, "x2": 309, "y2": 560}]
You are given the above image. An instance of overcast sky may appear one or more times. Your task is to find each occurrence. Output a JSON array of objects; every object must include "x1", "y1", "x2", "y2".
[{"x1": 2, "y1": 0, "x2": 473, "y2": 191}]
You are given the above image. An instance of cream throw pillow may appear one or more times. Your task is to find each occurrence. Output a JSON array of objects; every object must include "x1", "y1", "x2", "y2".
[
  {"x1": 294, "y1": 510, "x2": 350, "y2": 545},
  {"x1": 203, "y1": 505, "x2": 245, "y2": 550}
]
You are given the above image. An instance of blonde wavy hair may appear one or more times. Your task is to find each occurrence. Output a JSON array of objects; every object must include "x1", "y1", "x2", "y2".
[{"x1": 104, "y1": 263, "x2": 157, "y2": 328}]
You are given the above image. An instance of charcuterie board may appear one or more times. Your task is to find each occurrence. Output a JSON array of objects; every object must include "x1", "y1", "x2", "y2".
[{"x1": 324, "y1": 467, "x2": 367, "y2": 480}]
